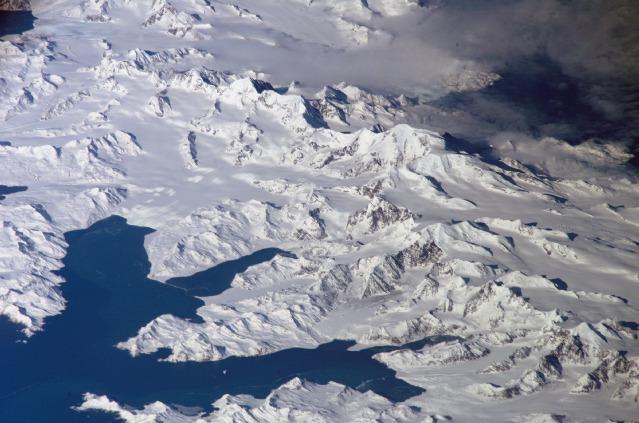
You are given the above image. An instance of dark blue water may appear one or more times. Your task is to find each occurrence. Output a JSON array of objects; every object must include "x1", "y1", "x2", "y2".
[
  {"x1": 0, "y1": 216, "x2": 441, "y2": 421},
  {"x1": 166, "y1": 249, "x2": 296, "y2": 297},
  {"x1": 0, "y1": 185, "x2": 27, "y2": 200},
  {"x1": 0, "y1": 11, "x2": 36, "y2": 37}
]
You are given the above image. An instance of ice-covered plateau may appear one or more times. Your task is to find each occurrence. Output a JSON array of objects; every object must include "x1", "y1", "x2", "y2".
[{"x1": 1, "y1": 0, "x2": 638, "y2": 421}]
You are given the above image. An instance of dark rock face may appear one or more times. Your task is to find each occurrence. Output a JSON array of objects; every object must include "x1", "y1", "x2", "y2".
[
  {"x1": 361, "y1": 241, "x2": 443, "y2": 298},
  {"x1": 0, "y1": 0, "x2": 30, "y2": 11},
  {"x1": 346, "y1": 196, "x2": 417, "y2": 235}
]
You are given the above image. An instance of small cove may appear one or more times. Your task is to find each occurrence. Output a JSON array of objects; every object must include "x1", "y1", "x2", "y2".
[
  {"x1": 0, "y1": 185, "x2": 27, "y2": 200},
  {"x1": 0, "y1": 11, "x2": 36, "y2": 37}
]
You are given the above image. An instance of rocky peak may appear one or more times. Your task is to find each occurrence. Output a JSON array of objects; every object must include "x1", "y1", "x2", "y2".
[{"x1": 0, "y1": 0, "x2": 30, "y2": 11}]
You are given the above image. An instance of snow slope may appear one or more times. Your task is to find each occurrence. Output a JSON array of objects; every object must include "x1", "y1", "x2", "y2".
[{"x1": 1, "y1": 0, "x2": 638, "y2": 421}]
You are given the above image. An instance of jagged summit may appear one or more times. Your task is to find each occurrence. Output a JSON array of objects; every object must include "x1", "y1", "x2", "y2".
[{"x1": 0, "y1": 0, "x2": 30, "y2": 11}]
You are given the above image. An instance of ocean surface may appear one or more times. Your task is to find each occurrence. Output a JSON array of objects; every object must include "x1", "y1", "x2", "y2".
[
  {"x1": 0, "y1": 11, "x2": 36, "y2": 37},
  {"x1": 0, "y1": 216, "x2": 446, "y2": 421}
]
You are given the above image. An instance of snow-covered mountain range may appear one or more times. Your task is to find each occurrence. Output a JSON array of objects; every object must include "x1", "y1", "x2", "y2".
[{"x1": 1, "y1": 1, "x2": 638, "y2": 421}]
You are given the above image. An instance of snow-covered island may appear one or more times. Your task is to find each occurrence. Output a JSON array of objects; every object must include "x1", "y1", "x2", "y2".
[{"x1": 1, "y1": 0, "x2": 638, "y2": 422}]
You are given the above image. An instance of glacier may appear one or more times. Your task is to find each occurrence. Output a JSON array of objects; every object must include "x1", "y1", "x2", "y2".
[{"x1": 1, "y1": 0, "x2": 638, "y2": 421}]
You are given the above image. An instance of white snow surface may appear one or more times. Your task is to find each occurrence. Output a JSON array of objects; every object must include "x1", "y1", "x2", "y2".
[
  {"x1": 76, "y1": 378, "x2": 448, "y2": 423},
  {"x1": 1, "y1": 0, "x2": 639, "y2": 421}
]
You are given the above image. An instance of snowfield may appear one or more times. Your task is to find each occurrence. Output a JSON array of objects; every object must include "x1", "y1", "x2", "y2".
[{"x1": 1, "y1": 0, "x2": 638, "y2": 421}]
